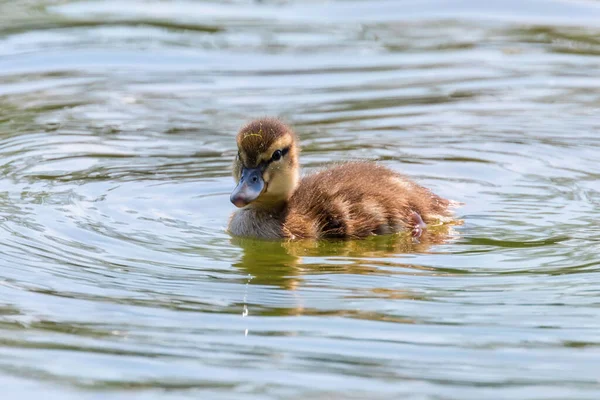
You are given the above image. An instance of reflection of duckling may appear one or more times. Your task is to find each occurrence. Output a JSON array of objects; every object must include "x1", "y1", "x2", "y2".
[
  {"x1": 231, "y1": 237, "x2": 301, "y2": 289},
  {"x1": 231, "y1": 229, "x2": 458, "y2": 291},
  {"x1": 228, "y1": 118, "x2": 457, "y2": 239}
]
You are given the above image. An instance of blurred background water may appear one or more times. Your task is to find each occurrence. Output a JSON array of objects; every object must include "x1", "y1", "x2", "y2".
[{"x1": 1, "y1": 0, "x2": 600, "y2": 399}]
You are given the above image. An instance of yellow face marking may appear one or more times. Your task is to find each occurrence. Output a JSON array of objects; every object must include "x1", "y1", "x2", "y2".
[
  {"x1": 242, "y1": 123, "x2": 265, "y2": 142},
  {"x1": 242, "y1": 132, "x2": 262, "y2": 141},
  {"x1": 264, "y1": 137, "x2": 292, "y2": 157}
]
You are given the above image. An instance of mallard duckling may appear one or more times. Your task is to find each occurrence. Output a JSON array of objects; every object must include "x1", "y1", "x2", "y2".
[{"x1": 228, "y1": 118, "x2": 454, "y2": 240}]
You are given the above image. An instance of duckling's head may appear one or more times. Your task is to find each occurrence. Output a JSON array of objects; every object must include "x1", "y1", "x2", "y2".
[{"x1": 230, "y1": 118, "x2": 300, "y2": 208}]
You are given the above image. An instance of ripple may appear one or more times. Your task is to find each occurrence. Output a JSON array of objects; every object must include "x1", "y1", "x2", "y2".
[{"x1": 1, "y1": 0, "x2": 600, "y2": 398}]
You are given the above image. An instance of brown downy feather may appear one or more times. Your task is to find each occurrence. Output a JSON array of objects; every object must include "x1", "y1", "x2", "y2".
[
  {"x1": 236, "y1": 118, "x2": 298, "y2": 168},
  {"x1": 228, "y1": 118, "x2": 455, "y2": 240},
  {"x1": 282, "y1": 162, "x2": 451, "y2": 239}
]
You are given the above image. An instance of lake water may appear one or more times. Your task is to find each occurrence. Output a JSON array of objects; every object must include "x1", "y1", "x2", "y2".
[{"x1": 1, "y1": 0, "x2": 600, "y2": 398}]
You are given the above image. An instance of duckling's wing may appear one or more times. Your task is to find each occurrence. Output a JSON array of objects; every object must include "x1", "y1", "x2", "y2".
[{"x1": 283, "y1": 162, "x2": 452, "y2": 239}]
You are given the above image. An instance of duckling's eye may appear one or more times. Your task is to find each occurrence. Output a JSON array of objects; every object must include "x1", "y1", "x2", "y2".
[{"x1": 271, "y1": 149, "x2": 283, "y2": 161}]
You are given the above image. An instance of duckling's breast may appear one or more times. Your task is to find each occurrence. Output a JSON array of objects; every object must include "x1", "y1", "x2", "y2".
[{"x1": 229, "y1": 208, "x2": 284, "y2": 239}]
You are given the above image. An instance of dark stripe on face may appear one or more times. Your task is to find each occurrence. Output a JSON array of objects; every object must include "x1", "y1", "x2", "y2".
[{"x1": 242, "y1": 146, "x2": 290, "y2": 170}]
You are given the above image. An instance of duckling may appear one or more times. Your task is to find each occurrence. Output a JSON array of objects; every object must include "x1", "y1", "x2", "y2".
[{"x1": 228, "y1": 118, "x2": 454, "y2": 240}]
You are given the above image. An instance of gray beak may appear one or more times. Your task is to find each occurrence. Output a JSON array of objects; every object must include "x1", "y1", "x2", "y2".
[{"x1": 230, "y1": 167, "x2": 264, "y2": 208}]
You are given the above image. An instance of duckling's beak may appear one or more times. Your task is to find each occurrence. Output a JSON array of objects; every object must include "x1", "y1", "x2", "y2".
[{"x1": 230, "y1": 167, "x2": 265, "y2": 208}]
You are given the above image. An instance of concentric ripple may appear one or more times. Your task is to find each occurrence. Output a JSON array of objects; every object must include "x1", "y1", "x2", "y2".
[{"x1": 1, "y1": 0, "x2": 600, "y2": 399}]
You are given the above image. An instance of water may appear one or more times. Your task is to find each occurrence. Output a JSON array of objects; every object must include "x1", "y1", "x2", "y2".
[{"x1": 1, "y1": 0, "x2": 600, "y2": 398}]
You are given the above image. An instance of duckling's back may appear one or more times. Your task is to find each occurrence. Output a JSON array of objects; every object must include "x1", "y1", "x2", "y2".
[{"x1": 282, "y1": 162, "x2": 452, "y2": 239}]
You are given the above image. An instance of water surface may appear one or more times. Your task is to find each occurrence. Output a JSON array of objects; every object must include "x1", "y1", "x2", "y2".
[{"x1": 1, "y1": 0, "x2": 600, "y2": 399}]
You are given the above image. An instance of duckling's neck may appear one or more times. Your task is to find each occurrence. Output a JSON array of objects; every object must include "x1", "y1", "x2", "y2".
[{"x1": 229, "y1": 204, "x2": 288, "y2": 239}]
